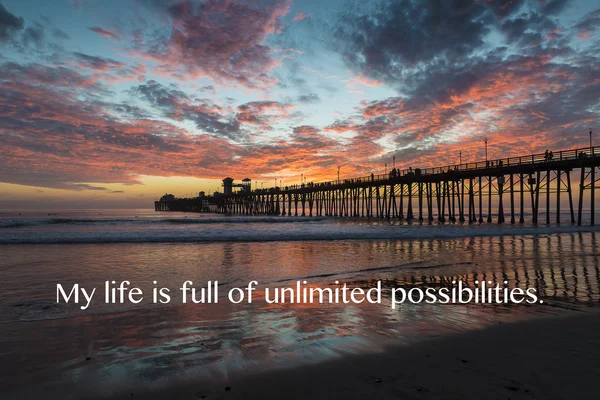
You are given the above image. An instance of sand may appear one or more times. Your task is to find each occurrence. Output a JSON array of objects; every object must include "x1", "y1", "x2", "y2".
[{"x1": 105, "y1": 311, "x2": 600, "y2": 400}]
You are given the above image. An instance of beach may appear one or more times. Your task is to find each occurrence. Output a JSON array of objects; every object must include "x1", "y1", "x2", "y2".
[
  {"x1": 106, "y1": 311, "x2": 600, "y2": 400},
  {"x1": 1, "y1": 210, "x2": 600, "y2": 399}
]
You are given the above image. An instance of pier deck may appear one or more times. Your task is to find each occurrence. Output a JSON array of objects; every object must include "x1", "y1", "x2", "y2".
[{"x1": 155, "y1": 146, "x2": 600, "y2": 226}]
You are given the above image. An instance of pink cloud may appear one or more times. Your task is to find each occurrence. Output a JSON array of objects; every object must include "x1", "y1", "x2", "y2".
[
  {"x1": 134, "y1": 0, "x2": 291, "y2": 89},
  {"x1": 577, "y1": 30, "x2": 592, "y2": 39},
  {"x1": 89, "y1": 26, "x2": 121, "y2": 40},
  {"x1": 292, "y1": 12, "x2": 310, "y2": 22}
]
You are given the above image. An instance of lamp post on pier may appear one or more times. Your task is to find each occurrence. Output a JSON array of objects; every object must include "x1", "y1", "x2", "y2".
[
  {"x1": 459, "y1": 151, "x2": 462, "y2": 165},
  {"x1": 393, "y1": 156, "x2": 396, "y2": 170},
  {"x1": 485, "y1": 139, "x2": 488, "y2": 163},
  {"x1": 337, "y1": 166, "x2": 340, "y2": 184}
]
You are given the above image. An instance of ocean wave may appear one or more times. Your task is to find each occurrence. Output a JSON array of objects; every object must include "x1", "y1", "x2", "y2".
[
  {"x1": 1, "y1": 224, "x2": 599, "y2": 244},
  {"x1": 0, "y1": 216, "x2": 332, "y2": 229}
]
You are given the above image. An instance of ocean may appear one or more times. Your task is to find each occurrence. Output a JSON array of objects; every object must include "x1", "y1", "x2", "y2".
[{"x1": 1, "y1": 209, "x2": 600, "y2": 398}]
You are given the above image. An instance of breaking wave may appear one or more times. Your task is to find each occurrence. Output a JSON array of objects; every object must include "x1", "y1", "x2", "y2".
[
  {"x1": 2, "y1": 223, "x2": 599, "y2": 244},
  {"x1": 0, "y1": 216, "x2": 332, "y2": 229}
]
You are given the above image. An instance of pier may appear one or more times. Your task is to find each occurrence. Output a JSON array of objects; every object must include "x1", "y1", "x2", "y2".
[{"x1": 155, "y1": 145, "x2": 600, "y2": 226}]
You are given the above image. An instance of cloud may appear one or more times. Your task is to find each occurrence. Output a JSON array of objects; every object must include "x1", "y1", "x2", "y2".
[
  {"x1": 335, "y1": 0, "x2": 495, "y2": 76},
  {"x1": 67, "y1": 183, "x2": 109, "y2": 191},
  {"x1": 333, "y1": 0, "x2": 575, "y2": 90},
  {"x1": 0, "y1": 61, "x2": 98, "y2": 89},
  {"x1": 1, "y1": 0, "x2": 599, "y2": 193},
  {"x1": 541, "y1": 0, "x2": 571, "y2": 16},
  {"x1": 69, "y1": 0, "x2": 89, "y2": 9},
  {"x1": 329, "y1": 48, "x2": 600, "y2": 166},
  {"x1": 291, "y1": 125, "x2": 337, "y2": 150},
  {"x1": 574, "y1": 9, "x2": 600, "y2": 37},
  {"x1": 132, "y1": 80, "x2": 243, "y2": 140},
  {"x1": 297, "y1": 93, "x2": 320, "y2": 103},
  {"x1": 72, "y1": 52, "x2": 146, "y2": 83},
  {"x1": 0, "y1": 62, "x2": 242, "y2": 189},
  {"x1": 52, "y1": 28, "x2": 70, "y2": 40},
  {"x1": 89, "y1": 26, "x2": 121, "y2": 40},
  {"x1": 0, "y1": 59, "x2": 347, "y2": 189},
  {"x1": 0, "y1": 3, "x2": 24, "y2": 41},
  {"x1": 134, "y1": 0, "x2": 291, "y2": 88},
  {"x1": 292, "y1": 12, "x2": 310, "y2": 22},
  {"x1": 236, "y1": 100, "x2": 295, "y2": 129},
  {"x1": 22, "y1": 22, "x2": 45, "y2": 47}
]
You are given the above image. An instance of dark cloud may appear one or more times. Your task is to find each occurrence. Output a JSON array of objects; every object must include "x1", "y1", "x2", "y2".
[
  {"x1": 541, "y1": 0, "x2": 571, "y2": 16},
  {"x1": 323, "y1": 0, "x2": 600, "y2": 162},
  {"x1": 292, "y1": 125, "x2": 337, "y2": 150},
  {"x1": 199, "y1": 85, "x2": 216, "y2": 94},
  {"x1": 0, "y1": 3, "x2": 24, "y2": 40},
  {"x1": 236, "y1": 101, "x2": 294, "y2": 130},
  {"x1": 328, "y1": 47, "x2": 600, "y2": 164},
  {"x1": 500, "y1": 11, "x2": 559, "y2": 45},
  {"x1": 110, "y1": 103, "x2": 152, "y2": 120},
  {"x1": 574, "y1": 9, "x2": 600, "y2": 34},
  {"x1": 74, "y1": 52, "x2": 123, "y2": 69},
  {"x1": 71, "y1": 52, "x2": 145, "y2": 83},
  {"x1": 0, "y1": 5, "x2": 50, "y2": 48},
  {"x1": 22, "y1": 22, "x2": 45, "y2": 47},
  {"x1": 329, "y1": 0, "x2": 592, "y2": 128},
  {"x1": 237, "y1": 101, "x2": 284, "y2": 112},
  {"x1": 1, "y1": 0, "x2": 599, "y2": 194},
  {"x1": 132, "y1": 80, "x2": 243, "y2": 140},
  {"x1": 0, "y1": 61, "x2": 96, "y2": 88},
  {"x1": 486, "y1": 0, "x2": 527, "y2": 18},
  {"x1": 52, "y1": 28, "x2": 70, "y2": 40},
  {"x1": 297, "y1": 93, "x2": 321, "y2": 103},
  {"x1": 335, "y1": 0, "x2": 496, "y2": 75},
  {"x1": 134, "y1": 0, "x2": 291, "y2": 88},
  {"x1": 67, "y1": 183, "x2": 109, "y2": 191},
  {"x1": 0, "y1": 62, "x2": 241, "y2": 189},
  {"x1": 132, "y1": 79, "x2": 188, "y2": 109},
  {"x1": 89, "y1": 26, "x2": 121, "y2": 40},
  {"x1": 334, "y1": 0, "x2": 574, "y2": 92}
]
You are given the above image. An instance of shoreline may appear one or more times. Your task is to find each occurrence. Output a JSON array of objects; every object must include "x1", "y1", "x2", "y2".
[
  {"x1": 4, "y1": 223, "x2": 600, "y2": 246},
  {"x1": 94, "y1": 310, "x2": 600, "y2": 400}
]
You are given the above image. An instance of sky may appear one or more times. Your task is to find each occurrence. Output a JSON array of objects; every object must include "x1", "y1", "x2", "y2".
[{"x1": 0, "y1": 0, "x2": 599, "y2": 208}]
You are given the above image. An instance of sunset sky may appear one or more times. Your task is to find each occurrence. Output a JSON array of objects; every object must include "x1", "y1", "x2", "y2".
[{"x1": 1, "y1": 0, "x2": 599, "y2": 208}]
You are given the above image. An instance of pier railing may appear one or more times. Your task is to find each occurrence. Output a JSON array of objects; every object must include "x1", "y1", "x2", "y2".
[
  {"x1": 276, "y1": 145, "x2": 600, "y2": 192},
  {"x1": 156, "y1": 144, "x2": 600, "y2": 226}
]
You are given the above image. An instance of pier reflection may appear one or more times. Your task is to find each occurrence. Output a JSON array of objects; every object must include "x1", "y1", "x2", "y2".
[{"x1": 2, "y1": 232, "x2": 600, "y2": 398}]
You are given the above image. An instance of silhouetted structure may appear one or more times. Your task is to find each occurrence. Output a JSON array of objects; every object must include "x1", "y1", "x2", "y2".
[
  {"x1": 222, "y1": 177, "x2": 252, "y2": 195},
  {"x1": 155, "y1": 146, "x2": 600, "y2": 226}
]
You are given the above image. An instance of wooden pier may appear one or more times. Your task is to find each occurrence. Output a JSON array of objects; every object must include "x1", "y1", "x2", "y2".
[
  {"x1": 155, "y1": 146, "x2": 600, "y2": 226},
  {"x1": 154, "y1": 197, "x2": 217, "y2": 213}
]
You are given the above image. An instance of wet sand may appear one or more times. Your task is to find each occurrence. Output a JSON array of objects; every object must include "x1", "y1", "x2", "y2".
[
  {"x1": 106, "y1": 311, "x2": 600, "y2": 400},
  {"x1": 4, "y1": 232, "x2": 600, "y2": 399}
]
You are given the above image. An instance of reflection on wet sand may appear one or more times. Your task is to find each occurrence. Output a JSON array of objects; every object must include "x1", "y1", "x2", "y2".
[{"x1": 1, "y1": 232, "x2": 600, "y2": 398}]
